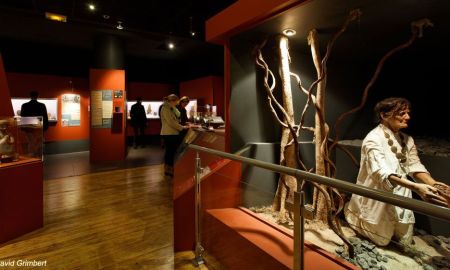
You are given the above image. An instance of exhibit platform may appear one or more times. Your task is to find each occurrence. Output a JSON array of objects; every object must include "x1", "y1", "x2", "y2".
[{"x1": 203, "y1": 207, "x2": 358, "y2": 270}]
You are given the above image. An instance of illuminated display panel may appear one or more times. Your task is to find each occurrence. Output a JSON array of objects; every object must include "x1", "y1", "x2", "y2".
[
  {"x1": 11, "y1": 98, "x2": 58, "y2": 122},
  {"x1": 126, "y1": 99, "x2": 197, "y2": 119}
]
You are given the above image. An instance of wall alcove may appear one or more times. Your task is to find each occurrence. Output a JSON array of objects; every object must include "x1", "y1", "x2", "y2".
[{"x1": 227, "y1": 0, "x2": 450, "y2": 236}]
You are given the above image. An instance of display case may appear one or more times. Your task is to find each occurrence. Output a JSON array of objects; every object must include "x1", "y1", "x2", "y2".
[
  {"x1": 0, "y1": 116, "x2": 43, "y2": 164},
  {"x1": 126, "y1": 99, "x2": 197, "y2": 119},
  {"x1": 11, "y1": 98, "x2": 58, "y2": 122},
  {"x1": 127, "y1": 101, "x2": 162, "y2": 119},
  {"x1": 184, "y1": 99, "x2": 197, "y2": 119}
]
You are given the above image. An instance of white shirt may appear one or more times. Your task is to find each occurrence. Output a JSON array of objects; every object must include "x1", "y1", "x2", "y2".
[{"x1": 346, "y1": 124, "x2": 428, "y2": 225}]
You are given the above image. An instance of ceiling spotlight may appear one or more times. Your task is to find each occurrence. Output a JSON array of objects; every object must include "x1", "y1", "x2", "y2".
[
  {"x1": 189, "y1": 17, "x2": 197, "y2": 37},
  {"x1": 102, "y1": 14, "x2": 110, "y2": 20},
  {"x1": 88, "y1": 3, "x2": 96, "y2": 11},
  {"x1": 168, "y1": 42, "x2": 175, "y2": 50},
  {"x1": 116, "y1": 21, "x2": 123, "y2": 30},
  {"x1": 282, "y1": 28, "x2": 296, "y2": 36}
]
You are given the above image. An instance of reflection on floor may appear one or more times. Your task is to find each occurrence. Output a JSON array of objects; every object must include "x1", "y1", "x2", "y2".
[
  {"x1": 0, "y1": 164, "x2": 209, "y2": 269},
  {"x1": 44, "y1": 144, "x2": 164, "y2": 180}
]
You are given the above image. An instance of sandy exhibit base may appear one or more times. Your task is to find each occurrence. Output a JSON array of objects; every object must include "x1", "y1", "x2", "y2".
[{"x1": 250, "y1": 206, "x2": 450, "y2": 270}]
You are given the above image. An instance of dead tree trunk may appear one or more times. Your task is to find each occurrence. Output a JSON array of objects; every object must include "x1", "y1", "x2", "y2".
[
  {"x1": 271, "y1": 35, "x2": 298, "y2": 222},
  {"x1": 308, "y1": 29, "x2": 329, "y2": 223}
]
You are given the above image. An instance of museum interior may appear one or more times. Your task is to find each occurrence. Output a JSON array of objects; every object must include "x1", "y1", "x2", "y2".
[{"x1": 1, "y1": 0, "x2": 450, "y2": 269}]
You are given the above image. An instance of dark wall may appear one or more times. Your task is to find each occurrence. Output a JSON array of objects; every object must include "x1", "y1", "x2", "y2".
[
  {"x1": 0, "y1": 38, "x2": 223, "y2": 84},
  {"x1": 229, "y1": 37, "x2": 282, "y2": 152},
  {"x1": 0, "y1": 38, "x2": 92, "y2": 78}
]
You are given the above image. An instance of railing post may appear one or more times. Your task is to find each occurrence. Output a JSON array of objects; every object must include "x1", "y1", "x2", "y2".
[
  {"x1": 192, "y1": 151, "x2": 205, "y2": 266},
  {"x1": 294, "y1": 190, "x2": 305, "y2": 270}
]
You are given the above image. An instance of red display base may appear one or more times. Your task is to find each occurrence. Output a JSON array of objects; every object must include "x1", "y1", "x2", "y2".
[
  {"x1": 0, "y1": 159, "x2": 43, "y2": 243},
  {"x1": 203, "y1": 208, "x2": 358, "y2": 270}
]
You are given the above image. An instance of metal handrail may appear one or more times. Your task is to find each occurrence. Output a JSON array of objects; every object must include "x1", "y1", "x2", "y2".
[{"x1": 188, "y1": 143, "x2": 450, "y2": 221}]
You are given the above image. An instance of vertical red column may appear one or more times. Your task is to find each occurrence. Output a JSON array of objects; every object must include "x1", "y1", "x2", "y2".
[
  {"x1": 0, "y1": 54, "x2": 13, "y2": 116},
  {"x1": 223, "y1": 42, "x2": 231, "y2": 152},
  {"x1": 89, "y1": 69, "x2": 126, "y2": 162}
]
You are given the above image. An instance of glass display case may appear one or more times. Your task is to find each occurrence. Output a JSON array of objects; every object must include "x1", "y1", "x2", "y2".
[
  {"x1": 126, "y1": 99, "x2": 197, "y2": 119},
  {"x1": 127, "y1": 101, "x2": 162, "y2": 119},
  {"x1": 184, "y1": 99, "x2": 197, "y2": 119},
  {"x1": 0, "y1": 117, "x2": 17, "y2": 163},
  {"x1": 0, "y1": 116, "x2": 43, "y2": 164},
  {"x1": 11, "y1": 98, "x2": 58, "y2": 122}
]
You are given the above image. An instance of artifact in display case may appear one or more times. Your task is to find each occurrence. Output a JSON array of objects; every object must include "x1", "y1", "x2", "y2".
[
  {"x1": 17, "y1": 116, "x2": 44, "y2": 160},
  {"x1": 11, "y1": 97, "x2": 58, "y2": 122},
  {"x1": 0, "y1": 118, "x2": 17, "y2": 163},
  {"x1": 0, "y1": 116, "x2": 43, "y2": 163},
  {"x1": 201, "y1": 116, "x2": 225, "y2": 129}
]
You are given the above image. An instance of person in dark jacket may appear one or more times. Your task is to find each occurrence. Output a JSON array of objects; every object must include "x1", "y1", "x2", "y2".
[
  {"x1": 20, "y1": 90, "x2": 48, "y2": 158},
  {"x1": 177, "y1": 96, "x2": 190, "y2": 125},
  {"x1": 130, "y1": 97, "x2": 147, "y2": 148},
  {"x1": 176, "y1": 96, "x2": 190, "y2": 141},
  {"x1": 20, "y1": 90, "x2": 49, "y2": 131}
]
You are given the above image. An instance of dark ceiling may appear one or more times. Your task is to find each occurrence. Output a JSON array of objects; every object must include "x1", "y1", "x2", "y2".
[{"x1": 0, "y1": 0, "x2": 236, "y2": 82}]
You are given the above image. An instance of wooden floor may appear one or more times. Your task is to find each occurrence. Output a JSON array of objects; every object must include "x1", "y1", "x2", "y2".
[{"x1": 0, "y1": 165, "x2": 208, "y2": 269}]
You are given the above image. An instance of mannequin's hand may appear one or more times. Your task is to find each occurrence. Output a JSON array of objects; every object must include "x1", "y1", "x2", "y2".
[
  {"x1": 433, "y1": 182, "x2": 450, "y2": 207},
  {"x1": 414, "y1": 183, "x2": 448, "y2": 207}
]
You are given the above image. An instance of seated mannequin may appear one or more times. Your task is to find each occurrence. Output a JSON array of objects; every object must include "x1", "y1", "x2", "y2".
[{"x1": 344, "y1": 97, "x2": 448, "y2": 246}]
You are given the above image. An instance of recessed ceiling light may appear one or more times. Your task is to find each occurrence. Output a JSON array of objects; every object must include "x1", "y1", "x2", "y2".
[
  {"x1": 102, "y1": 14, "x2": 110, "y2": 20},
  {"x1": 45, "y1": 12, "x2": 67, "y2": 22},
  {"x1": 88, "y1": 3, "x2": 96, "y2": 11},
  {"x1": 190, "y1": 31, "x2": 196, "y2": 37},
  {"x1": 282, "y1": 29, "x2": 296, "y2": 36},
  {"x1": 116, "y1": 21, "x2": 123, "y2": 30},
  {"x1": 168, "y1": 42, "x2": 175, "y2": 50}
]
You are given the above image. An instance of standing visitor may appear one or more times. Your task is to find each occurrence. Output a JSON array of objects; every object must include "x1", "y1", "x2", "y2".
[
  {"x1": 160, "y1": 94, "x2": 188, "y2": 178},
  {"x1": 130, "y1": 97, "x2": 147, "y2": 148},
  {"x1": 176, "y1": 96, "x2": 190, "y2": 141},
  {"x1": 21, "y1": 90, "x2": 48, "y2": 131}
]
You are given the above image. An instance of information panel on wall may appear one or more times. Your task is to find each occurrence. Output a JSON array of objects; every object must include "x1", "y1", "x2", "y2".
[
  {"x1": 61, "y1": 94, "x2": 81, "y2": 126},
  {"x1": 91, "y1": 90, "x2": 113, "y2": 128}
]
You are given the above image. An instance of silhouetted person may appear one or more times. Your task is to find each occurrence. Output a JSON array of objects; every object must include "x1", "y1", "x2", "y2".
[
  {"x1": 176, "y1": 96, "x2": 190, "y2": 141},
  {"x1": 130, "y1": 97, "x2": 147, "y2": 148},
  {"x1": 21, "y1": 90, "x2": 48, "y2": 131},
  {"x1": 20, "y1": 90, "x2": 48, "y2": 157}
]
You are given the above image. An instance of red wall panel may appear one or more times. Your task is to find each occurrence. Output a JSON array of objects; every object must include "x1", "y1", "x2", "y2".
[
  {"x1": 0, "y1": 160, "x2": 43, "y2": 243},
  {"x1": 89, "y1": 69, "x2": 126, "y2": 162},
  {"x1": 0, "y1": 55, "x2": 13, "y2": 117},
  {"x1": 206, "y1": 0, "x2": 305, "y2": 44},
  {"x1": 179, "y1": 76, "x2": 224, "y2": 116},
  {"x1": 6, "y1": 73, "x2": 89, "y2": 142},
  {"x1": 212, "y1": 76, "x2": 224, "y2": 119},
  {"x1": 128, "y1": 82, "x2": 174, "y2": 101}
]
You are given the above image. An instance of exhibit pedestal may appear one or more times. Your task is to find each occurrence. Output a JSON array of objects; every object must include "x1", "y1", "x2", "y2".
[
  {"x1": 173, "y1": 130, "x2": 357, "y2": 269},
  {"x1": 0, "y1": 159, "x2": 43, "y2": 243},
  {"x1": 203, "y1": 208, "x2": 358, "y2": 270},
  {"x1": 173, "y1": 128, "x2": 238, "y2": 251}
]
